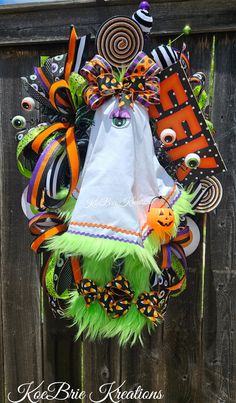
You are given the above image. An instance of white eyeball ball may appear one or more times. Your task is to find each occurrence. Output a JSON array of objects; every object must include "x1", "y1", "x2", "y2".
[
  {"x1": 21, "y1": 97, "x2": 36, "y2": 112},
  {"x1": 11, "y1": 115, "x2": 26, "y2": 130},
  {"x1": 160, "y1": 128, "x2": 176, "y2": 145},
  {"x1": 184, "y1": 153, "x2": 201, "y2": 169}
]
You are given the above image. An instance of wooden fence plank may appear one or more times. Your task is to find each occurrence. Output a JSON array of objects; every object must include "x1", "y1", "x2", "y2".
[
  {"x1": 82, "y1": 339, "x2": 121, "y2": 403},
  {"x1": 42, "y1": 300, "x2": 83, "y2": 403},
  {"x1": 0, "y1": 48, "x2": 43, "y2": 402},
  {"x1": 120, "y1": 329, "x2": 166, "y2": 403},
  {"x1": 0, "y1": 1, "x2": 235, "y2": 46},
  {"x1": 202, "y1": 31, "x2": 236, "y2": 403}
]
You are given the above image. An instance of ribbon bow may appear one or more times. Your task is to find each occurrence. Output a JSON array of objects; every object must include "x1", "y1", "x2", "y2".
[
  {"x1": 81, "y1": 52, "x2": 160, "y2": 111},
  {"x1": 160, "y1": 226, "x2": 191, "y2": 270},
  {"x1": 78, "y1": 275, "x2": 163, "y2": 323}
]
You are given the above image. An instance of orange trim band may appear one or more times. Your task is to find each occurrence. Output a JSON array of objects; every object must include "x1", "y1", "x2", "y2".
[{"x1": 70, "y1": 221, "x2": 142, "y2": 237}]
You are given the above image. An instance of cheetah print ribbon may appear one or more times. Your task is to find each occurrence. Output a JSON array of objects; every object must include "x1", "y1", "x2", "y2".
[
  {"x1": 78, "y1": 275, "x2": 163, "y2": 323},
  {"x1": 81, "y1": 52, "x2": 160, "y2": 110}
]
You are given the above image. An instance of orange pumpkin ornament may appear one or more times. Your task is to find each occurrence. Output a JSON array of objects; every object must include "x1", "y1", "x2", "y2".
[{"x1": 147, "y1": 196, "x2": 175, "y2": 237}]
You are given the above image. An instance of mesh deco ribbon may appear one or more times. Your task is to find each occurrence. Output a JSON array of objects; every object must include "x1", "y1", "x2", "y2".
[
  {"x1": 81, "y1": 52, "x2": 160, "y2": 111},
  {"x1": 78, "y1": 275, "x2": 164, "y2": 323}
]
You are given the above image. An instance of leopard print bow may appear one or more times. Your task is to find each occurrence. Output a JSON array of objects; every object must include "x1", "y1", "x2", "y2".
[
  {"x1": 80, "y1": 52, "x2": 160, "y2": 111},
  {"x1": 78, "y1": 275, "x2": 163, "y2": 323}
]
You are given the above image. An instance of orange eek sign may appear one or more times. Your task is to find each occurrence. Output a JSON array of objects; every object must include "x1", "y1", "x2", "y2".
[{"x1": 150, "y1": 62, "x2": 226, "y2": 184}]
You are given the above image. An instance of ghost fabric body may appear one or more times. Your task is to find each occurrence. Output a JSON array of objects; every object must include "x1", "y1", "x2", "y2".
[{"x1": 48, "y1": 96, "x2": 193, "y2": 343}]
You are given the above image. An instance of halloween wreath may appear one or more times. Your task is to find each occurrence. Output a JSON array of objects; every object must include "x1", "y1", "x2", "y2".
[{"x1": 13, "y1": 1, "x2": 226, "y2": 345}]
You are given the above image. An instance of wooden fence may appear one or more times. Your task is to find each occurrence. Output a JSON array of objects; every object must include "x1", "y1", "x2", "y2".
[{"x1": 0, "y1": 1, "x2": 235, "y2": 402}]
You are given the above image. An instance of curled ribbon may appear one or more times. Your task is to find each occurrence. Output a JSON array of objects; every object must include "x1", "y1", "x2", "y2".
[
  {"x1": 81, "y1": 52, "x2": 160, "y2": 111},
  {"x1": 78, "y1": 275, "x2": 163, "y2": 323}
]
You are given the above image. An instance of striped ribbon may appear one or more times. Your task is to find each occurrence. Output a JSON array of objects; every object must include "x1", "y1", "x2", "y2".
[
  {"x1": 160, "y1": 226, "x2": 191, "y2": 270},
  {"x1": 27, "y1": 125, "x2": 80, "y2": 209}
]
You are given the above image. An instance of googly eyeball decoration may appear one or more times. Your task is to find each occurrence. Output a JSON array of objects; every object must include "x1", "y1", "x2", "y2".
[
  {"x1": 184, "y1": 153, "x2": 201, "y2": 169},
  {"x1": 11, "y1": 115, "x2": 26, "y2": 130},
  {"x1": 21, "y1": 97, "x2": 36, "y2": 112},
  {"x1": 160, "y1": 128, "x2": 176, "y2": 145}
]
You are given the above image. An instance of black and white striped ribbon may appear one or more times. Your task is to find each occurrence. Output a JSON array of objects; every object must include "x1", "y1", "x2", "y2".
[{"x1": 151, "y1": 45, "x2": 178, "y2": 70}]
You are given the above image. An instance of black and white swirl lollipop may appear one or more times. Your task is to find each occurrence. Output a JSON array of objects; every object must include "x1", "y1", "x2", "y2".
[{"x1": 195, "y1": 176, "x2": 223, "y2": 213}]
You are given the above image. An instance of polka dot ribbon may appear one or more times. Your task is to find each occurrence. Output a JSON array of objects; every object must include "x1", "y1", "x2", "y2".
[
  {"x1": 81, "y1": 52, "x2": 160, "y2": 110},
  {"x1": 78, "y1": 275, "x2": 163, "y2": 323}
]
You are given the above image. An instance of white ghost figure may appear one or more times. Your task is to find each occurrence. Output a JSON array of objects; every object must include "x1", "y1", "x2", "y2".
[{"x1": 51, "y1": 96, "x2": 185, "y2": 272}]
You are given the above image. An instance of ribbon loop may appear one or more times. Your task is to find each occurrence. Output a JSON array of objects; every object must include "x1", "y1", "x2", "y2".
[
  {"x1": 136, "y1": 291, "x2": 163, "y2": 323},
  {"x1": 78, "y1": 278, "x2": 99, "y2": 307},
  {"x1": 81, "y1": 52, "x2": 160, "y2": 111}
]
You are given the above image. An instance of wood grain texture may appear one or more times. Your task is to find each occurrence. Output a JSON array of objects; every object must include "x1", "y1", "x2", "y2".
[
  {"x1": 0, "y1": 1, "x2": 235, "y2": 46},
  {"x1": 82, "y1": 339, "x2": 121, "y2": 403},
  {"x1": 202, "y1": 32, "x2": 236, "y2": 403},
  {"x1": 42, "y1": 298, "x2": 83, "y2": 403},
  {"x1": 120, "y1": 328, "x2": 166, "y2": 403},
  {"x1": 0, "y1": 48, "x2": 43, "y2": 402}
]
